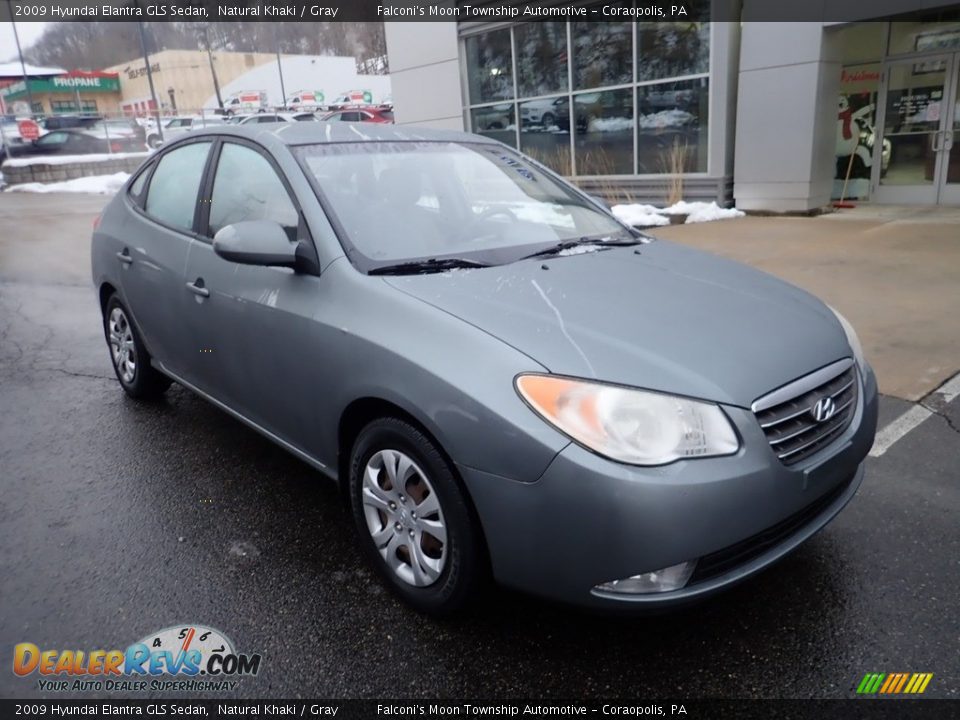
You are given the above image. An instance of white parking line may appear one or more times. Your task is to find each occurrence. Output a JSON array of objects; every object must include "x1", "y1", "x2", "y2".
[
  {"x1": 869, "y1": 372, "x2": 960, "y2": 458},
  {"x1": 937, "y1": 373, "x2": 960, "y2": 404},
  {"x1": 869, "y1": 405, "x2": 933, "y2": 458}
]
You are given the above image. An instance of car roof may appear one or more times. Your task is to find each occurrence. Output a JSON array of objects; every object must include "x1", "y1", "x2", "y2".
[{"x1": 170, "y1": 122, "x2": 495, "y2": 148}]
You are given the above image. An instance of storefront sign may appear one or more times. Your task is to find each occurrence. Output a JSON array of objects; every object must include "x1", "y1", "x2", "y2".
[{"x1": 0, "y1": 74, "x2": 120, "y2": 100}]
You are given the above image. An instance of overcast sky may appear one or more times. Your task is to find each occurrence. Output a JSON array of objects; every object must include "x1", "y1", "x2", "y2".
[{"x1": 0, "y1": 22, "x2": 50, "y2": 64}]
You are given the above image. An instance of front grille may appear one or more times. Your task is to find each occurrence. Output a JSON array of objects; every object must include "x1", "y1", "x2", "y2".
[
  {"x1": 753, "y1": 360, "x2": 858, "y2": 467},
  {"x1": 689, "y1": 472, "x2": 856, "y2": 584}
]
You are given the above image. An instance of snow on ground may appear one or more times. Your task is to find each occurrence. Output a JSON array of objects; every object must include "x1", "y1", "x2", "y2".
[
  {"x1": 3, "y1": 151, "x2": 150, "y2": 168},
  {"x1": 610, "y1": 203, "x2": 671, "y2": 227},
  {"x1": 612, "y1": 200, "x2": 745, "y2": 227},
  {"x1": 6, "y1": 172, "x2": 130, "y2": 195}
]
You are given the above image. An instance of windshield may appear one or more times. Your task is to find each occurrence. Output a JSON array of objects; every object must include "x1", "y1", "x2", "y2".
[{"x1": 295, "y1": 141, "x2": 630, "y2": 271}]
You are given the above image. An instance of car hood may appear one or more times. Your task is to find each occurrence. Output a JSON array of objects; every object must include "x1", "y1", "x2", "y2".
[{"x1": 383, "y1": 241, "x2": 851, "y2": 408}]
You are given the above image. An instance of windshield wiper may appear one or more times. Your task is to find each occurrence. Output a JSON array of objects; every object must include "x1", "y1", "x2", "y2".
[
  {"x1": 368, "y1": 257, "x2": 490, "y2": 276},
  {"x1": 519, "y1": 234, "x2": 642, "y2": 261}
]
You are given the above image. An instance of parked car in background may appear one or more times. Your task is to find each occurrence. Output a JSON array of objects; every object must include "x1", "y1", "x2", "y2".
[
  {"x1": 83, "y1": 118, "x2": 147, "y2": 152},
  {"x1": 520, "y1": 97, "x2": 567, "y2": 129},
  {"x1": 224, "y1": 114, "x2": 253, "y2": 125},
  {"x1": 40, "y1": 114, "x2": 100, "y2": 132},
  {"x1": 159, "y1": 115, "x2": 227, "y2": 145},
  {"x1": 238, "y1": 113, "x2": 290, "y2": 125},
  {"x1": 4, "y1": 128, "x2": 118, "y2": 159},
  {"x1": 0, "y1": 116, "x2": 29, "y2": 161},
  {"x1": 91, "y1": 123, "x2": 877, "y2": 616},
  {"x1": 320, "y1": 107, "x2": 394, "y2": 124}
]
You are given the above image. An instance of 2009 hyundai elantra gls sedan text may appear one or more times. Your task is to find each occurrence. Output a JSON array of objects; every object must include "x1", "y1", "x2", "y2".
[{"x1": 91, "y1": 124, "x2": 878, "y2": 615}]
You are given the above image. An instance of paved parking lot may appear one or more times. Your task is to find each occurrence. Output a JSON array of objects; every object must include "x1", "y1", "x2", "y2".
[{"x1": 0, "y1": 192, "x2": 957, "y2": 700}]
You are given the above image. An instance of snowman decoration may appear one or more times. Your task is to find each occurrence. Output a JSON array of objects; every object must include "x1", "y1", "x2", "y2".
[{"x1": 837, "y1": 94, "x2": 875, "y2": 177}]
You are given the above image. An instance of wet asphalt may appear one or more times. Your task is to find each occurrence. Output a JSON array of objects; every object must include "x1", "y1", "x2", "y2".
[{"x1": 0, "y1": 193, "x2": 957, "y2": 700}]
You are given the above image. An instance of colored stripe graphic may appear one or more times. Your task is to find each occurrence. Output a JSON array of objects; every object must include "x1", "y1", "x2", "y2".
[{"x1": 857, "y1": 672, "x2": 933, "y2": 694}]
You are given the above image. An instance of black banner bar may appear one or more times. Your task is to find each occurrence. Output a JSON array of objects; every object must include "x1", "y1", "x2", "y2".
[
  {"x1": 2, "y1": 699, "x2": 959, "y2": 719},
  {"x1": 1, "y1": 0, "x2": 954, "y2": 23}
]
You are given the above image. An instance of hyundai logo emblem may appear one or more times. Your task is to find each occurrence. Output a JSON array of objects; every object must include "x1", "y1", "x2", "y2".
[{"x1": 810, "y1": 396, "x2": 837, "y2": 423}]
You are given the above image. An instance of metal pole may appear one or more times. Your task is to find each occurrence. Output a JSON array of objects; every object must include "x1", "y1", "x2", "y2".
[
  {"x1": 137, "y1": 19, "x2": 163, "y2": 143},
  {"x1": 202, "y1": 26, "x2": 223, "y2": 110},
  {"x1": 275, "y1": 26, "x2": 287, "y2": 109},
  {"x1": 11, "y1": 21, "x2": 36, "y2": 117}
]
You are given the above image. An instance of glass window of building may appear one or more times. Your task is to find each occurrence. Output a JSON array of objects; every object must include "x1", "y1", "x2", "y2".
[
  {"x1": 515, "y1": 22, "x2": 569, "y2": 97},
  {"x1": 465, "y1": 29, "x2": 514, "y2": 104},
  {"x1": 888, "y1": 20, "x2": 960, "y2": 56},
  {"x1": 463, "y1": 6, "x2": 713, "y2": 179},
  {"x1": 572, "y1": 19, "x2": 632, "y2": 90},
  {"x1": 574, "y1": 89, "x2": 634, "y2": 175},
  {"x1": 520, "y1": 96, "x2": 572, "y2": 174},
  {"x1": 636, "y1": 19, "x2": 709, "y2": 82},
  {"x1": 637, "y1": 78, "x2": 709, "y2": 174},
  {"x1": 470, "y1": 104, "x2": 517, "y2": 148}
]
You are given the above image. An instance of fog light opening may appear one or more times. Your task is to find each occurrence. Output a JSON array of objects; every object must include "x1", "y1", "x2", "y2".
[{"x1": 594, "y1": 560, "x2": 697, "y2": 595}]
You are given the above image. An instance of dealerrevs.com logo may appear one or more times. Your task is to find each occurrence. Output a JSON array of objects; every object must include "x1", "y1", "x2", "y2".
[{"x1": 13, "y1": 625, "x2": 262, "y2": 693}]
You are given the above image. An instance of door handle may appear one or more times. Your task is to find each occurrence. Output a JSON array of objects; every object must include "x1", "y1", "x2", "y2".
[
  {"x1": 932, "y1": 131, "x2": 942, "y2": 152},
  {"x1": 945, "y1": 131, "x2": 955, "y2": 151},
  {"x1": 116, "y1": 249, "x2": 133, "y2": 265},
  {"x1": 186, "y1": 279, "x2": 210, "y2": 298}
]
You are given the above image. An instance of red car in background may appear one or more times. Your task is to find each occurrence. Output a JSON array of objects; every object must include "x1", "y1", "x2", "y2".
[{"x1": 320, "y1": 107, "x2": 394, "y2": 124}]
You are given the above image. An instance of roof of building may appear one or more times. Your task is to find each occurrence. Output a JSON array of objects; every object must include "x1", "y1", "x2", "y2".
[{"x1": 0, "y1": 62, "x2": 67, "y2": 79}]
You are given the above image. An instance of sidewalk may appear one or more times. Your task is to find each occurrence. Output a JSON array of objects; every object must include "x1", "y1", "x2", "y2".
[{"x1": 652, "y1": 206, "x2": 960, "y2": 401}]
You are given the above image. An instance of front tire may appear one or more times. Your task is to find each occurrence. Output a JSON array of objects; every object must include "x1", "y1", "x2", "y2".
[
  {"x1": 348, "y1": 417, "x2": 484, "y2": 615},
  {"x1": 103, "y1": 294, "x2": 171, "y2": 400}
]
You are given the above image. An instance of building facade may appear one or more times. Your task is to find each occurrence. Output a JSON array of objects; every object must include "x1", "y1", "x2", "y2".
[
  {"x1": 103, "y1": 50, "x2": 282, "y2": 115},
  {"x1": 0, "y1": 70, "x2": 122, "y2": 116},
  {"x1": 385, "y1": 3, "x2": 960, "y2": 210}
]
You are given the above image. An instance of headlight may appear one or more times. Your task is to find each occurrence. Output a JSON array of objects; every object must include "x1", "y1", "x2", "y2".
[
  {"x1": 828, "y1": 306, "x2": 866, "y2": 372},
  {"x1": 515, "y1": 374, "x2": 739, "y2": 466}
]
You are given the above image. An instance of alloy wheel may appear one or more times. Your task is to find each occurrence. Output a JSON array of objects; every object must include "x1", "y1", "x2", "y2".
[
  {"x1": 108, "y1": 307, "x2": 136, "y2": 384},
  {"x1": 361, "y1": 449, "x2": 447, "y2": 587}
]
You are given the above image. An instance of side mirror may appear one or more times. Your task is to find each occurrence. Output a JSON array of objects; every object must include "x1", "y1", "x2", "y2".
[{"x1": 213, "y1": 220, "x2": 298, "y2": 268}]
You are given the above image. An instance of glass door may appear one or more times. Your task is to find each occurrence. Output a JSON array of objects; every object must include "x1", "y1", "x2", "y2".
[
  {"x1": 873, "y1": 54, "x2": 952, "y2": 204},
  {"x1": 937, "y1": 54, "x2": 960, "y2": 205}
]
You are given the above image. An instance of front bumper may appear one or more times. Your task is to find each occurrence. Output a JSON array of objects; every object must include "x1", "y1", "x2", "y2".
[{"x1": 459, "y1": 363, "x2": 879, "y2": 610}]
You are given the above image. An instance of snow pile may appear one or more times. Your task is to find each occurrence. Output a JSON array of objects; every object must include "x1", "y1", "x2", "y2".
[
  {"x1": 588, "y1": 117, "x2": 632, "y2": 133},
  {"x1": 677, "y1": 201, "x2": 746, "y2": 223},
  {"x1": 638, "y1": 109, "x2": 695, "y2": 130},
  {"x1": 7, "y1": 172, "x2": 130, "y2": 195},
  {"x1": 4, "y1": 151, "x2": 150, "y2": 167},
  {"x1": 610, "y1": 203, "x2": 670, "y2": 227},
  {"x1": 612, "y1": 201, "x2": 744, "y2": 227}
]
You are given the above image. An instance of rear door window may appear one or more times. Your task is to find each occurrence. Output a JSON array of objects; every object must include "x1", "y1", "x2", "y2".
[{"x1": 144, "y1": 141, "x2": 212, "y2": 231}]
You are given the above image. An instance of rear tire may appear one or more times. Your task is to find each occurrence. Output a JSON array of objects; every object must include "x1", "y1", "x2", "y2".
[
  {"x1": 103, "y1": 294, "x2": 172, "y2": 400},
  {"x1": 348, "y1": 417, "x2": 484, "y2": 615}
]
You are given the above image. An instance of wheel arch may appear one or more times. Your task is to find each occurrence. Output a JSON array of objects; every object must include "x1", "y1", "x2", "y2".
[
  {"x1": 98, "y1": 281, "x2": 118, "y2": 314},
  {"x1": 336, "y1": 395, "x2": 492, "y2": 570}
]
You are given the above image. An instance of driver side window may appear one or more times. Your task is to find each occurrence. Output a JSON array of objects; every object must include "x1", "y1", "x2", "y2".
[{"x1": 207, "y1": 143, "x2": 299, "y2": 241}]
